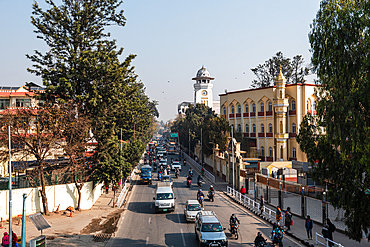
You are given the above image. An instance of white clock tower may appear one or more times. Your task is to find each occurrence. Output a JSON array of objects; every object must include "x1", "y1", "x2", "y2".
[{"x1": 193, "y1": 65, "x2": 214, "y2": 108}]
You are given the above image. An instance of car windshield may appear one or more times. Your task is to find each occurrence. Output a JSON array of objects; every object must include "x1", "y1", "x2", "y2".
[
  {"x1": 141, "y1": 172, "x2": 151, "y2": 177},
  {"x1": 201, "y1": 223, "x2": 223, "y2": 232},
  {"x1": 156, "y1": 193, "x2": 173, "y2": 200},
  {"x1": 187, "y1": 204, "x2": 201, "y2": 211},
  {"x1": 162, "y1": 177, "x2": 171, "y2": 182}
]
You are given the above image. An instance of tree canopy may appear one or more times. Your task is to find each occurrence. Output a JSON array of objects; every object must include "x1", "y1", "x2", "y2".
[
  {"x1": 250, "y1": 51, "x2": 311, "y2": 88},
  {"x1": 297, "y1": 0, "x2": 370, "y2": 241},
  {"x1": 171, "y1": 104, "x2": 230, "y2": 157}
]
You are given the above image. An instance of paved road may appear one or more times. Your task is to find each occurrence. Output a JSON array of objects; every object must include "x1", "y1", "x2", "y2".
[{"x1": 110, "y1": 153, "x2": 304, "y2": 246}]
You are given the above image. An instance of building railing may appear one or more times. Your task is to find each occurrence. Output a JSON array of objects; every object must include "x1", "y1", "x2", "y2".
[
  {"x1": 315, "y1": 232, "x2": 344, "y2": 247},
  {"x1": 184, "y1": 153, "x2": 215, "y2": 183},
  {"x1": 116, "y1": 167, "x2": 136, "y2": 207}
]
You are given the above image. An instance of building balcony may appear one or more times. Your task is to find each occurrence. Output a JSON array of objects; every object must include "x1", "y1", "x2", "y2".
[
  {"x1": 266, "y1": 133, "x2": 273, "y2": 138},
  {"x1": 258, "y1": 112, "x2": 264, "y2": 117},
  {"x1": 266, "y1": 111, "x2": 273, "y2": 116},
  {"x1": 289, "y1": 157, "x2": 297, "y2": 161},
  {"x1": 274, "y1": 133, "x2": 289, "y2": 139},
  {"x1": 250, "y1": 112, "x2": 256, "y2": 117},
  {"x1": 243, "y1": 133, "x2": 249, "y2": 137},
  {"x1": 259, "y1": 156, "x2": 265, "y2": 162},
  {"x1": 289, "y1": 133, "x2": 296, "y2": 138},
  {"x1": 258, "y1": 133, "x2": 265, "y2": 137},
  {"x1": 250, "y1": 133, "x2": 256, "y2": 137},
  {"x1": 266, "y1": 157, "x2": 273, "y2": 162},
  {"x1": 289, "y1": 110, "x2": 296, "y2": 115},
  {"x1": 229, "y1": 114, "x2": 235, "y2": 119},
  {"x1": 243, "y1": 113, "x2": 249, "y2": 118},
  {"x1": 236, "y1": 113, "x2": 241, "y2": 118}
]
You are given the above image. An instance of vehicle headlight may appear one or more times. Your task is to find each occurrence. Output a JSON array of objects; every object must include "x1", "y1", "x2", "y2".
[
  {"x1": 155, "y1": 202, "x2": 159, "y2": 206},
  {"x1": 221, "y1": 239, "x2": 227, "y2": 243},
  {"x1": 201, "y1": 239, "x2": 207, "y2": 243}
]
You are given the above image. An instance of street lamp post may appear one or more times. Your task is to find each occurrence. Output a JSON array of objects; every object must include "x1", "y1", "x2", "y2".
[
  {"x1": 188, "y1": 128, "x2": 190, "y2": 156},
  {"x1": 301, "y1": 186, "x2": 305, "y2": 217},
  {"x1": 231, "y1": 126, "x2": 234, "y2": 190},
  {"x1": 278, "y1": 181, "x2": 283, "y2": 209},
  {"x1": 201, "y1": 128, "x2": 203, "y2": 167},
  {"x1": 322, "y1": 191, "x2": 327, "y2": 224}
]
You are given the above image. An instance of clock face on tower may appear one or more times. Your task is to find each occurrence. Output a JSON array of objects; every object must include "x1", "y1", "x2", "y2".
[{"x1": 201, "y1": 90, "x2": 208, "y2": 96}]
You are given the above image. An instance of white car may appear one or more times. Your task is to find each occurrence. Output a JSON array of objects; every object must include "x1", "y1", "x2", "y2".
[
  {"x1": 159, "y1": 159, "x2": 167, "y2": 169},
  {"x1": 184, "y1": 199, "x2": 202, "y2": 222},
  {"x1": 171, "y1": 161, "x2": 181, "y2": 171}
]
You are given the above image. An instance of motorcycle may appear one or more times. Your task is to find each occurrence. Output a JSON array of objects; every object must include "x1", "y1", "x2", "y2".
[
  {"x1": 198, "y1": 195, "x2": 204, "y2": 207},
  {"x1": 153, "y1": 165, "x2": 157, "y2": 171},
  {"x1": 270, "y1": 227, "x2": 284, "y2": 247},
  {"x1": 183, "y1": 160, "x2": 186, "y2": 166},
  {"x1": 187, "y1": 179, "x2": 192, "y2": 187},
  {"x1": 208, "y1": 191, "x2": 215, "y2": 202},
  {"x1": 197, "y1": 179, "x2": 202, "y2": 188},
  {"x1": 189, "y1": 170, "x2": 193, "y2": 177},
  {"x1": 175, "y1": 171, "x2": 179, "y2": 178},
  {"x1": 254, "y1": 239, "x2": 267, "y2": 247},
  {"x1": 158, "y1": 172, "x2": 162, "y2": 181},
  {"x1": 229, "y1": 223, "x2": 240, "y2": 239}
]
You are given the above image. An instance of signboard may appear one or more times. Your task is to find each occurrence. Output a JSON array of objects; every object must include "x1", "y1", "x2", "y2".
[{"x1": 170, "y1": 133, "x2": 178, "y2": 138}]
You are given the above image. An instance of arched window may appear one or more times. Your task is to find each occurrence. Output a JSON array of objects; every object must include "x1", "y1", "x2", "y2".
[
  {"x1": 268, "y1": 102, "x2": 273, "y2": 111},
  {"x1": 292, "y1": 100, "x2": 296, "y2": 110},
  {"x1": 231, "y1": 105, "x2": 234, "y2": 114},
  {"x1": 246, "y1": 124, "x2": 249, "y2": 133},
  {"x1": 223, "y1": 107, "x2": 226, "y2": 115},
  {"x1": 245, "y1": 104, "x2": 249, "y2": 113},
  {"x1": 261, "y1": 146, "x2": 265, "y2": 157},
  {"x1": 238, "y1": 124, "x2": 241, "y2": 132},
  {"x1": 261, "y1": 124, "x2": 265, "y2": 133},
  {"x1": 313, "y1": 101, "x2": 317, "y2": 111},
  {"x1": 253, "y1": 124, "x2": 256, "y2": 133},
  {"x1": 269, "y1": 147, "x2": 273, "y2": 157},
  {"x1": 269, "y1": 124, "x2": 273, "y2": 133},
  {"x1": 293, "y1": 148, "x2": 297, "y2": 158},
  {"x1": 252, "y1": 103, "x2": 256, "y2": 113},
  {"x1": 237, "y1": 105, "x2": 241, "y2": 114},
  {"x1": 292, "y1": 123, "x2": 296, "y2": 133},
  {"x1": 260, "y1": 102, "x2": 264, "y2": 112}
]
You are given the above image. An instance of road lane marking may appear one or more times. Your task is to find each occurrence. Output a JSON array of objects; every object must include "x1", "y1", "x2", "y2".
[
  {"x1": 180, "y1": 228, "x2": 186, "y2": 246},
  {"x1": 146, "y1": 236, "x2": 149, "y2": 245},
  {"x1": 149, "y1": 217, "x2": 151, "y2": 224},
  {"x1": 177, "y1": 213, "x2": 181, "y2": 223},
  {"x1": 150, "y1": 204, "x2": 153, "y2": 208}
]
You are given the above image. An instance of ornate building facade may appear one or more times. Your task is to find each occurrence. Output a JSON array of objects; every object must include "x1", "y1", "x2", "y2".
[{"x1": 219, "y1": 70, "x2": 318, "y2": 165}]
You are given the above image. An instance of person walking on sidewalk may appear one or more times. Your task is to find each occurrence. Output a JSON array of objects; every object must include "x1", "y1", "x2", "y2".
[
  {"x1": 276, "y1": 206, "x2": 282, "y2": 226},
  {"x1": 240, "y1": 185, "x2": 246, "y2": 195},
  {"x1": 2, "y1": 232, "x2": 9, "y2": 247},
  {"x1": 327, "y1": 218, "x2": 336, "y2": 247},
  {"x1": 260, "y1": 196, "x2": 264, "y2": 214},
  {"x1": 284, "y1": 207, "x2": 292, "y2": 231},
  {"x1": 305, "y1": 215, "x2": 313, "y2": 240}
]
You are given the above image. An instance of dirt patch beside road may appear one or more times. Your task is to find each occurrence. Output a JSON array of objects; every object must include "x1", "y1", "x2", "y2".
[{"x1": 80, "y1": 208, "x2": 124, "y2": 235}]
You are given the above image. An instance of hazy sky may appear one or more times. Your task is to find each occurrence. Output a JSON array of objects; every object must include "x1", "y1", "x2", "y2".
[{"x1": 0, "y1": 0, "x2": 321, "y2": 121}]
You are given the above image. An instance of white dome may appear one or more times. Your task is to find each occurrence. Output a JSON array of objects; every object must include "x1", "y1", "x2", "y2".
[{"x1": 196, "y1": 65, "x2": 211, "y2": 78}]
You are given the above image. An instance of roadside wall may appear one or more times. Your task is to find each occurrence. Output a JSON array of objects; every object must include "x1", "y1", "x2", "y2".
[{"x1": 0, "y1": 181, "x2": 103, "y2": 220}]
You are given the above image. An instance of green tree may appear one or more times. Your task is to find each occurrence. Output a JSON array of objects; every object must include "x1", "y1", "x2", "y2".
[
  {"x1": 298, "y1": 0, "x2": 370, "y2": 241},
  {"x1": 251, "y1": 51, "x2": 310, "y2": 88},
  {"x1": 171, "y1": 104, "x2": 230, "y2": 157}
]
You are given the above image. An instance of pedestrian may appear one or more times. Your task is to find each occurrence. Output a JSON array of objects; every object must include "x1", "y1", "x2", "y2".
[
  {"x1": 260, "y1": 196, "x2": 264, "y2": 214},
  {"x1": 2, "y1": 232, "x2": 9, "y2": 247},
  {"x1": 327, "y1": 218, "x2": 336, "y2": 247},
  {"x1": 12, "y1": 231, "x2": 18, "y2": 247},
  {"x1": 276, "y1": 206, "x2": 282, "y2": 226},
  {"x1": 105, "y1": 185, "x2": 109, "y2": 194},
  {"x1": 305, "y1": 215, "x2": 313, "y2": 240},
  {"x1": 284, "y1": 207, "x2": 292, "y2": 231},
  {"x1": 271, "y1": 171, "x2": 275, "y2": 178},
  {"x1": 322, "y1": 224, "x2": 330, "y2": 239},
  {"x1": 240, "y1": 185, "x2": 246, "y2": 195}
]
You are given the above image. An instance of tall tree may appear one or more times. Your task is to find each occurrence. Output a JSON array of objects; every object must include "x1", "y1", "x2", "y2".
[
  {"x1": 298, "y1": 0, "x2": 370, "y2": 241},
  {"x1": 251, "y1": 51, "x2": 310, "y2": 88}
]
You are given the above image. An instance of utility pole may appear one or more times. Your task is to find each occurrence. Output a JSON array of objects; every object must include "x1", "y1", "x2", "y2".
[
  {"x1": 201, "y1": 128, "x2": 203, "y2": 167},
  {"x1": 188, "y1": 128, "x2": 190, "y2": 155},
  {"x1": 8, "y1": 126, "x2": 12, "y2": 246},
  {"x1": 120, "y1": 128, "x2": 123, "y2": 189},
  {"x1": 232, "y1": 126, "x2": 234, "y2": 190}
]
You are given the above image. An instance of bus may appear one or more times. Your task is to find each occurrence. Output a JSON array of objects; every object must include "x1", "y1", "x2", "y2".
[{"x1": 140, "y1": 165, "x2": 153, "y2": 184}]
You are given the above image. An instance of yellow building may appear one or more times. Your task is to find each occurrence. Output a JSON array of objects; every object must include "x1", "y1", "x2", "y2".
[{"x1": 219, "y1": 70, "x2": 319, "y2": 167}]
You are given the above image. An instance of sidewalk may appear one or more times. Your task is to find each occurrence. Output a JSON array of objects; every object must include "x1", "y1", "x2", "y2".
[
  {"x1": 185, "y1": 154, "x2": 370, "y2": 247},
  {"x1": 0, "y1": 186, "x2": 126, "y2": 247}
]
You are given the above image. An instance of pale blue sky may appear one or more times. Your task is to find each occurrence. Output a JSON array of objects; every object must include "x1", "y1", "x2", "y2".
[{"x1": 0, "y1": 0, "x2": 321, "y2": 121}]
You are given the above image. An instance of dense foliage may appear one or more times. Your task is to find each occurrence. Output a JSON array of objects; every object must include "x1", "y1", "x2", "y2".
[
  {"x1": 297, "y1": 0, "x2": 370, "y2": 241},
  {"x1": 171, "y1": 104, "x2": 230, "y2": 157},
  {"x1": 251, "y1": 51, "x2": 311, "y2": 88},
  {"x1": 26, "y1": 0, "x2": 157, "y2": 195}
]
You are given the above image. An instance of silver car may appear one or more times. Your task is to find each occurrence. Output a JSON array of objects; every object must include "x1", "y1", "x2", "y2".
[{"x1": 184, "y1": 199, "x2": 202, "y2": 222}]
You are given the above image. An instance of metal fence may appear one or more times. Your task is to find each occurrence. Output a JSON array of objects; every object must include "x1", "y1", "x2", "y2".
[{"x1": 0, "y1": 170, "x2": 93, "y2": 190}]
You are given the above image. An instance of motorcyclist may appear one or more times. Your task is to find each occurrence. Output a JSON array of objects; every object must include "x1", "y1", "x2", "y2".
[
  {"x1": 175, "y1": 168, "x2": 179, "y2": 177},
  {"x1": 208, "y1": 185, "x2": 215, "y2": 193},
  {"x1": 187, "y1": 174, "x2": 192, "y2": 181},
  {"x1": 230, "y1": 214, "x2": 240, "y2": 229},
  {"x1": 197, "y1": 175, "x2": 202, "y2": 183},
  {"x1": 254, "y1": 232, "x2": 266, "y2": 246},
  {"x1": 201, "y1": 167, "x2": 205, "y2": 175},
  {"x1": 189, "y1": 168, "x2": 193, "y2": 177},
  {"x1": 197, "y1": 189, "x2": 204, "y2": 201},
  {"x1": 183, "y1": 159, "x2": 187, "y2": 166}
]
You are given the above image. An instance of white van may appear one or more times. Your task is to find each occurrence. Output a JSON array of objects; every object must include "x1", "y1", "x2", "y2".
[{"x1": 153, "y1": 183, "x2": 176, "y2": 213}]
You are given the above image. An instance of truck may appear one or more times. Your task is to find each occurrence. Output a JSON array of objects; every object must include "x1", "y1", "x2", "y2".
[{"x1": 140, "y1": 165, "x2": 152, "y2": 184}]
